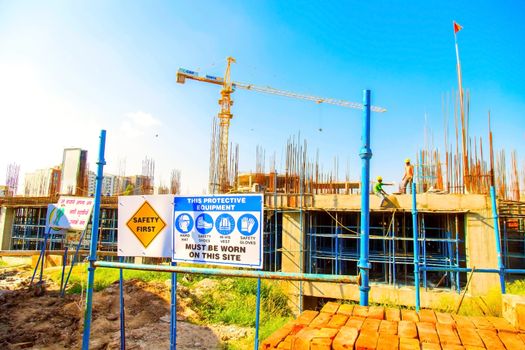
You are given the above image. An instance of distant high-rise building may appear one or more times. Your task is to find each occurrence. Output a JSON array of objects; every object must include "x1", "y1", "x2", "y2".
[
  {"x1": 87, "y1": 171, "x2": 119, "y2": 196},
  {"x1": 60, "y1": 148, "x2": 87, "y2": 195},
  {"x1": 23, "y1": 167, "x2": 61, "y2": 197}
]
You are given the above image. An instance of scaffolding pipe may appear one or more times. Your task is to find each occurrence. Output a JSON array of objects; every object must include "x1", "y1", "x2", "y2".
[
  {"x1": 81, "y1": 130, "x2": 107, "y2": 350},
  {"x1": 94, "y1": 261, "x2": 359, "y2": 283},
  {"x1": 490, "y1": 185, "x2": 506, "y2": 294},
  {"x1": 358, "y1": 89, "x2": 372, "y2": 306},
  {"x1": 412, "y1": 182, "x2": 420, "y2": 311}
]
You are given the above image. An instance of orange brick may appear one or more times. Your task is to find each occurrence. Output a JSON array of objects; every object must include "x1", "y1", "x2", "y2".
[
  {"x1": 377, "y1": 334, "x2": 399, "y2": 350},
  {"x1": 310, "y1": 312, "x2": 333, "y2": 328},
  {"x1": 261, "y1": 320, "x2": 296, "y2": 349},
  {"x1": 398, "y1": 320, "x2": 418, "y2": 339},
  {"x1": 477, "y1": 329, "x2": 505, "y2": 350},
  {"x1": 399, "y1": 337, "x2": 420, "y2": 350},
  {"x1": 310, "y1": 336, "x2": 332, "y2": 350},
  {"x1": 277, "y1": 339, "x2": 291, "y2": 349},
  {"x1": 441, "y1": 345, "x2": 464, "y2": 350},
  {"x1": 356, "y1": 331, "x2": 379, "y2": 350},
  {"x1": 327, "y1": 314, "x2": 349, "y2": 329},
  {"x1": 417, "y1": 322, "x2": 439, "y2": 344},
  {"x1": 421, "y1": 343, "x2": 441, "y2": 350},
  {"x1": 292, "y1": 327, "x2": 320, "y2": 350},
  {"x1": 379, "y1": 320, "x2": 398, "y2": 335},
  {"x1": 463, "y1": 347, "x2": 484, "y2": 350},
  {"x1": 320, "y1": 301, "x2": 340, "y2": 314},
  {"x1": 337, "y1": 304, "x2": 355, "y2": 316},
  {"x1": 354, "y1": 305, "x2": 370, "y2": 318},
  {"x1": 517, "y1": 304, "x2": 525, "y2": 332},
  {"x1": 401, "y1": 310, "x2": 419, "y2": 322},
  {"x1": 456, "y1": 327, "x2": 484, "y2": 348},
  {"x1": 436, "y1": 323, "x2": 461, "y2": 345},
  {"x1": 419, "y1": 309, "x2": 437, "y2": 324},
  {"x1": 452, "y1": 315, "x2": 475, "y2": 329},
  {"x1": 435, "y1": 312, "x2": 455, "y2": 326},
  {"x1": 486, "y1": 316, "x2": 518, "y2": 333},
  {"x1": 317, "y1": 327, "x2": 339, "y2": 339},
  {"x1": 469, "y1": 316, "x2": 494, "y2": 330},
  {"x1": 332, "y1": 326, "x2": 359, "y2": 350},
  {"x1": 386, "y1": 308, "x2": 401, "y2": 322},
  {"x1": 346, "y1": 316, "x2": 365, "y2": 330},
  {"x1": 498, "y1": 331, "x2": 525, "y2": 349},
  {"x1": 296, "y1": 310, "x2": 319, "y2": 325},
  {"x1": 369, "y1": 306, "x2": 385, "y2": 320},
  {"x1": 362, "y1": 318, "x2": 382, "y2": 333}
]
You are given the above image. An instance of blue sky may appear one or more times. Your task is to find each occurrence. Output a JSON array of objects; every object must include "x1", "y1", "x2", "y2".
[{"x1": 1, "y1": 1, "x2": 524, "y2": 193}]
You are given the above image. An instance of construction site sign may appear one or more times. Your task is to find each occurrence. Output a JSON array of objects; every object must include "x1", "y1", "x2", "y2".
[
  {"x1": 173, "y1": 194, "x2": 263, "y2": 268},
  {"x1": 118, "y1": 195, "x2": 173, "y2": 257},
  {"x1": 48, "y1": 196, "x2": 94, "y2": 231}
]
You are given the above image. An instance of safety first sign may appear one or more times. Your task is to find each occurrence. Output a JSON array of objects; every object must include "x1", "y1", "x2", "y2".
[
  {"x1": 118, "y1": 195, "x2": 173, "y2": 257},
  {"x1": 173, "y1": 194, "x2": 263, "y2": 268}
]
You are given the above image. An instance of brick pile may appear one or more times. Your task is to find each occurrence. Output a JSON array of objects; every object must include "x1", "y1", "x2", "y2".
[{"x1": 260, "y1": 302, "x2": 525, "y2": 349}]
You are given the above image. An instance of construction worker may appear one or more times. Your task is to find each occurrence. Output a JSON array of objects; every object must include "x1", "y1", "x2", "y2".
[
  {"x1": 400, "y1": 158, "x2": 414, "y2": 194},
  {"x1": 373, "y1": 176, "x2": 388, "y2": 205}
]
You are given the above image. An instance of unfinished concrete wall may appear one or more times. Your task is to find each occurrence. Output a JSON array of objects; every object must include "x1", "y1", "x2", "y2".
[
  {"x1": 281, "y1": 211, "x2": 304, "y2": 315},
  {"x1": 0, "y1": 206, "x2": 14, "y2": 250},
  {"x1": 465, "y1": 207, "x2": 501, "y2": 295}
]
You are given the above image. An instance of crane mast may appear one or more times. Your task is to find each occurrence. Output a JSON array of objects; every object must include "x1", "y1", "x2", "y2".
[{"x1": 176, "y1": 58, "x2": 387, "y2": 193}]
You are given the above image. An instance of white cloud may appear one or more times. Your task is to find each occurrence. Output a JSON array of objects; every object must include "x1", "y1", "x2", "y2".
[{"x1": 120, "y1": 111, "x2": 161, "y2": 138}]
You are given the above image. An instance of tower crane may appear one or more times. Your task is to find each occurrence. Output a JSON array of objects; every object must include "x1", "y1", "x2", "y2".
[{"x1": 177, "y1": 57, "x2": 387, "y2": 193}]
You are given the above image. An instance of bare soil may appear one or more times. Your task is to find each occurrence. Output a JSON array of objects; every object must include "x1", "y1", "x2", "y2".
[{"x1": 0, "y1": 265, "x2": 245, "y2": 349}]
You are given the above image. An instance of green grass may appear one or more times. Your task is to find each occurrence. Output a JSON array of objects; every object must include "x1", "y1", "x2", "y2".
[
  {"x1": 507, "y1": 279, "x2": 525, "y2": 295},
  {"x1": 48, "y1": 264, "x2": 174, "y2": 293},
  {"x1": 0, "y1": 260, "x2": 7, "y2": 267}
]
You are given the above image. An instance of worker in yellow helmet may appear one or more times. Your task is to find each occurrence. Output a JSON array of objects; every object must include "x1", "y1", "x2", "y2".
[
  {"x1": 400, "y1": 158, "x2": 414, "y2": 194},
  {"x1": 373, "y1": 176, "x2": 389, "y2": 205}
]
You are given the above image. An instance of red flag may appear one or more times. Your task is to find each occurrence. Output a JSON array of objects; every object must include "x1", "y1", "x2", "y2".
[{"x1": 453, "y1": 21, "x2": 463, "y2": 34}]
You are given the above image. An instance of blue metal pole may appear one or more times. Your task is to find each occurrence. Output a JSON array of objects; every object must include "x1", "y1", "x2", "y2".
[
  {"x1": 358, "y1": 89, "x2": 372, "y2": 306},
  {"x1": 412, "y1": 182, "x2": 420, "y2": 311},
  {"x1": 490, "y1": 186, "x2": 506, "y2": 294},
  {"x1": 254, "y1": 277, "x2": 262, "y2": 350},
  {"x1": 39, "y1": 232, "x2": 49, "y2": 283},
  {"x1": 61, "y1": 229, "x2": 87, "y2": 297},
  {"x1": 119, "y1": 256, "x2": 126, "y2": 350},
  {"x1": 170, "y1": 261, "x2": 177, "y2": 350},
  {"x1": 30, "y1": 227, "x2": 50, "y2": 285},
  {"x1": 60, "y1": 247, "x2": 69, "y2": 294},
  {"x1": 81, "y1": 130, "x2": 106, "y2": 350}
]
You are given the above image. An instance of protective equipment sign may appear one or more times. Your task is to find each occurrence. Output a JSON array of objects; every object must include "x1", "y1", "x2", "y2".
[
  {"x1": 118, "y1": 195, "x2": 173, "y2": 257},
  {"x1": 173, "y1": 194, "x2": 263, "y2": 268}
]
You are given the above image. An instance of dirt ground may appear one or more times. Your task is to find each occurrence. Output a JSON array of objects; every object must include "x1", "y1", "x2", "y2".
[{"x1": 0, "y1": 265, "x2": 249, "y2": 349}]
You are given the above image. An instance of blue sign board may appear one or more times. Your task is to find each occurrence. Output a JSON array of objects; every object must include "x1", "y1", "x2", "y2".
[{"x1": 173, "y1": 194, "x2": 263, "y2": 268}]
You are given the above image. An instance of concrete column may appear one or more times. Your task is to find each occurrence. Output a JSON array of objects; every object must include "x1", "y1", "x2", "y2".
[
  {"x1": 0, "y1": 206, "x2": 14, "y2": 250},
  {"x1": 465, "y1": 208, "x2": 501, "y2": 295},
  {"x1": 281, "y1": 211, "x2": 304, "y2": 315}
]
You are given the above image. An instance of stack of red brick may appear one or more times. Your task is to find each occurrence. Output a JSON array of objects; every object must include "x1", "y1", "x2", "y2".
[{"x1": 260, "y1": 302, "x2": 525, "y2": 349}]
